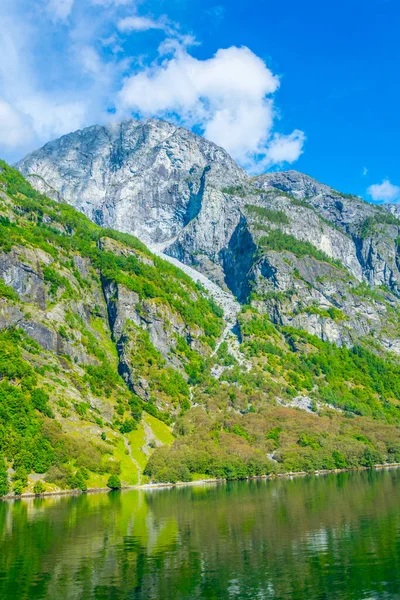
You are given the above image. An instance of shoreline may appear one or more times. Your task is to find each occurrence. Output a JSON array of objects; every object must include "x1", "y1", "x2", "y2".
[{"x1": 2, "y1": 462, "x2": 400, "y2": 502}]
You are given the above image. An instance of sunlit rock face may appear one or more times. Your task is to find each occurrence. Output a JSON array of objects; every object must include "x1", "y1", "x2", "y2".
[
  {"x1": 17, "y1": 118, "x2": 245, "y2": 246},
  {"x1": 18, "y1": 118, "x2": 400, "y2": 351}
]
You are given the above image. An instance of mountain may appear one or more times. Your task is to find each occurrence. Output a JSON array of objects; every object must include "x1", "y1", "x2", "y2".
[
  {"x1": 18, "y1": 119, "x2": 400, "y2": 354},
  {"x1": 0, "y1": 119, "x2": 399, "y2": 495},
  {"x1": 16, "y1": 119, "x2": 245, "y2": 246}
]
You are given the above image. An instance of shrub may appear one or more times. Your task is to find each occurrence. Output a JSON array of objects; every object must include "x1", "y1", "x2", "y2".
[
  {"x1": 31, "y1": 388, "x2": 54, "y2": 418},
  {"x1": 119, "y1": 419, "x2": 137, "y2": 434},
  {"x1": 221, "y1": 186, "x2": 247, "y2": 197},
  {"x1": 245, "y1": 204, "x2": 290, "y2": 225},
  {"x1": 258, "y1": 230, "x2": 343, "y2": 268},
  {"x1": 67, "y1": 470, "x2": 87, "y2": 491},
  {"x1": 107, "y1": 474, "x2": 121, "y2": 490},
  {"x1": 45, "y1": 465, "x2": 70, "y2": 488},
  {"x1": 332, "y1": 451, "x2": 348, "y2": 469},
  {"x1": 266, "y1": 427, "x2": 282, "y2": 444},
  {"x1": 43, "y1": 265, "x2": 73, "y2": 298},
  {"x1": 0, "y1": 280, "x2": 18, "y2": 301},
  {"x1": 13, "y1": 480, "x2": 24, "y2": 495},
  {"x1": 129, "y1": 397, "x2": 143, "y2": 422},
  {"x1": 33, "y1": 481, "x2": 45, "y2": 495}
]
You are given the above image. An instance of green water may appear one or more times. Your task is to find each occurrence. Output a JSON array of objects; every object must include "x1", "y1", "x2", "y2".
[{"x1": 1, "y1": 470, "x2": 400, "y2": 599}]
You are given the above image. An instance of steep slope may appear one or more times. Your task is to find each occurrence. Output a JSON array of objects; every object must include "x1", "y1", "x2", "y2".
[
  {"x1": 18, "y1": 120, "x2": 400, "y2": 355},
  {"x1": 256, "y1": 170, "x2": 400, "y2": 292},
  {"x1": 8, "y1": 118, "x2": 400, "y2": 485},
  {"x1": 0, "y1": 161, "x2": 224, "y2": 497},
  {"x1": 165, "y1": 176, "x2": 400, "y2": 352}
]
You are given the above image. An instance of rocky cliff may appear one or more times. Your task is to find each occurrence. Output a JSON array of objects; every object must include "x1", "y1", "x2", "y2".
[
  {"x1": 17, "y1": 119, "x2": 245, "y2": 246},
  {"x1": 18, "y1": 119, "x2": 400, "y2": 354}
]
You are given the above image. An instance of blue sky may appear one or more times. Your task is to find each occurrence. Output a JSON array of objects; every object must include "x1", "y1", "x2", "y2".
[{"x1": 0, "y1": 0, "x2": 399, "y2": 202}]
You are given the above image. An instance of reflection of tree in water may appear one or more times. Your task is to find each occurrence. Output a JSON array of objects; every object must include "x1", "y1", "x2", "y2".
[{"x1": 1, "y1": 471, "x2": 400, "y2": 599}]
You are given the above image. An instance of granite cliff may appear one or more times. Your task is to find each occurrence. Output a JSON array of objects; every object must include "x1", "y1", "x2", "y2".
[{"x1": 18, "y1": 119, "x2": 400, "y2": 354}]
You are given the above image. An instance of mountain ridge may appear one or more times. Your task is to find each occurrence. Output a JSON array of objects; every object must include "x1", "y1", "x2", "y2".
[{"x1": 17, "y1": 120, "x2": 400, "y2": 355}]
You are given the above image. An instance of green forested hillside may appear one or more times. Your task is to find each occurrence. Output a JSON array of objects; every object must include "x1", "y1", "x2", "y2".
[
  {"x1": 145, "y1": 307, "x2": 400, "y2": 482},
  {"x1": 0, "y1": 161, "x2": 222, "y2": 496},
  {"x1": 1, "y1": 161, "x2": 400, "y2": 495}
]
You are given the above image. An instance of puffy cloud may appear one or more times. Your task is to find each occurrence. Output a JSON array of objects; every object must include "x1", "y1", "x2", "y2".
[
  {"x1": 0, "y1": 4, "x2": 87, "y2": 158},
  {"x1": 265, "y1": 130, "x2": 306, "y2": 164},
  {"x1": 0, "y1": 93, "x2": 85, "y2": 153},
  {"x1": 118, "y1": 44, "x2": 305, "y2": 170},
  {"x1": 17, "y1": 96, "x2": 86, "y2": 141},
  {"x1": 0, "y1": 0, "x2": 120, "y2": 159},
  {"x1": 367, "y1": 179, "x2": 400, "y2": 203}
]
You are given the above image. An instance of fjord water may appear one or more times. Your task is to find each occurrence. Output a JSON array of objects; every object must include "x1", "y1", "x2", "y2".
[{"x1": 1, "y1": 471, "x2": 400, "y2": 599}]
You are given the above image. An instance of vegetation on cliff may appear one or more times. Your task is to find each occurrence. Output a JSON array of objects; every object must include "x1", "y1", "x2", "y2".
[
  {"x1": 0, "y1": 161, "x2": 222, "y2": 495},
  {"x1": 1, "y1": 161, "x2": 400, "y2": 492}
]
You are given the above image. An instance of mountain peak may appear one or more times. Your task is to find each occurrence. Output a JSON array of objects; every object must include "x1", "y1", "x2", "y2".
[{"x1": 17, "y1": 118, "x2": 245, "y2": 245}]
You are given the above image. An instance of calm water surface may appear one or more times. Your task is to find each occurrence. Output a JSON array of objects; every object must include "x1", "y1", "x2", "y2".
[{"x1": 1, "y1": 470, "x2": 400, "y2": 599}]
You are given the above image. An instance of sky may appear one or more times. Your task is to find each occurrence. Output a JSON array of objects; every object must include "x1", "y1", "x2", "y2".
[{"x1": 0, "y1": 0, "x2": 399, "y2": 202}]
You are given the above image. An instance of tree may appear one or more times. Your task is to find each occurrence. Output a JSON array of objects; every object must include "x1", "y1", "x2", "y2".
[
  {"x1": 33, "y1": 481, "x2": 45, "y2": 495},
  {"x1": 0, "y1": 455, "x2": 8, "y2": 497},
  {"x1": 13, "y1": 481, "x2": 24, "y2": 496},
  {"x1": 119, "y1": 419, "x2": 137, "y2": 434},
  {"x1": 107, "y1": 474, "x2": 121, "y2": 490},
  {"x1": 67, "y1": 470, "x2": 87, "y2": 492}
]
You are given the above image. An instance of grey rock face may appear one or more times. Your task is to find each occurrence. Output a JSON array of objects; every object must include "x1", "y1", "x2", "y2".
[
  {"x1": 17, "y1": 119, "x2": 245, "y2": 246},
  {"x1": 254, "y1": 171, "x2": 400, "y2": 291},
  {"x1": 255, "y1": 170, "x2": 334, "y2": 200},
  {"x1": 17, "y1": 119, "x2": 400, "y2": 352},
  {"x1": 0, "y1": 248, "x2": 47, "y2": 308},
  {"x1": 385, "y1": 204, "x2": 400, "y2": 219}
]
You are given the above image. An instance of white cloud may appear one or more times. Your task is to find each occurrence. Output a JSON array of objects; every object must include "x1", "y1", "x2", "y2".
[
  {"x1": 17, "y1": 96, "x2": 86, "y2": 141},
  {"x1": 79, "y1": 46, "x2": 103, "y2": 75},
  {"x1": 265, "y1": 130, "x2": 306, "y2": 164},
  {"x1": 117, "y1": 44, "x2": 305, "y2": 170},
  {"x1": 46, "y1": 0, "x2": 75, "y2": 22},
  {"x1": 0, "y1": 0, "x2": 122, "y2": 159},
  {"x1": 363, "y1": 166, "x2": 368, "y2": 176},
  {"x1": 118, "y1": 15, "x2": 167, "y2": 32},
  {"x1": 0, "y1": 5, "x2": 87, "y2": 157},
  {"x1": 367, "y1": 179, "x2": 400, "y2": 203}
]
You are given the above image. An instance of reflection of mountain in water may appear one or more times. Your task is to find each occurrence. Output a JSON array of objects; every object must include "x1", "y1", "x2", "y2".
[{"x1": 1, "y1": 470, "x2": 400, "y2": 599}]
